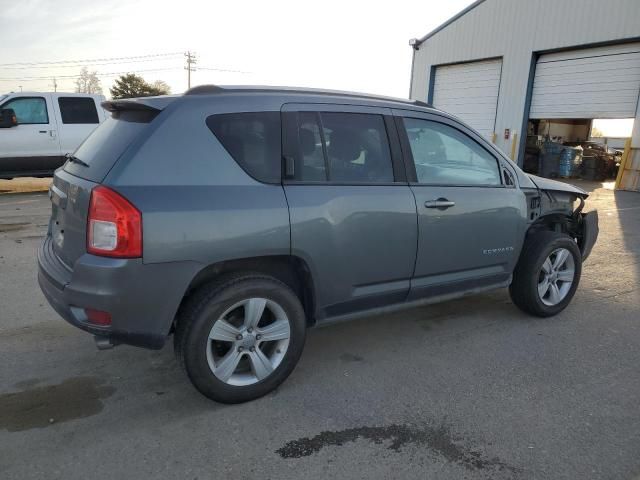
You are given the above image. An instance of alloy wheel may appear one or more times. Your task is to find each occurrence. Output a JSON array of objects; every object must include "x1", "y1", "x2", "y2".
[
  {"x1": 206, "y1": 298, "x2": 291, "y2": 386},
  {"x1": 537, "y1": 247, "x2": 575, "y2": 306}
]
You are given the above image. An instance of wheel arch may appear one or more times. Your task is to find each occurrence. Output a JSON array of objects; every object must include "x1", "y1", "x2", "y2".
[
  {"x1": 175, "y1": 255, "x2": 317, "y2": 329},
  {"x1": 526, "y1": 213, "x2": 573, "y2": 237}
]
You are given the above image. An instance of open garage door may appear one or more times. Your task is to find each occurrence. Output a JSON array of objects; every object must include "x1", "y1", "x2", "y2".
[
  {"x1": 530, "y1": 43, "x2": 640, "y2": 119},
  {"x1": 432, "y1": 59, "x2": 502, "y2": 140}
]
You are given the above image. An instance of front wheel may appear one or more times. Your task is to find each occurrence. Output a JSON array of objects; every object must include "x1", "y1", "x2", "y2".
[
  {"x1": 175, "y1": 274, "x2": 307, "y2": 403},
  {"x1": 509, "y1": 231, "x2": 582, "y2": 317}
]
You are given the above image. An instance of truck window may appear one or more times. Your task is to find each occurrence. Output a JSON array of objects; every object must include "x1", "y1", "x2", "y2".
[
  {"x1": 1, "y1": 97, "x2": 48, "y2": 124},
  {"x1": 58, "y1": 97, "x2": 99, "y2": 124}
]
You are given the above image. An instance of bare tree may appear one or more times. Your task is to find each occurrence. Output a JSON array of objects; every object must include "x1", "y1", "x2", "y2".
[
  {"x1": 150, "y1": 80, "x2": 171, "y2": 95},
  {"x1": 75, "y1": 67, "x2": 103, "y2": 94}
]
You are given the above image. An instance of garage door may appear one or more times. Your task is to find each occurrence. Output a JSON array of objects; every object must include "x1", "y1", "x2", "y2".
[
  {"x1": 432, "y1": 59, "x2": 502, "y2": 139},
  {"x1": 530, "y1": 43, "x2": 640, "y2": 119}
]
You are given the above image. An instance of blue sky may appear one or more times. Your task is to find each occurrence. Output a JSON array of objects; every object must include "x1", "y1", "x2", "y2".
[{"x1": 0, "y1": 0, "x2": 473, "y2": 98}]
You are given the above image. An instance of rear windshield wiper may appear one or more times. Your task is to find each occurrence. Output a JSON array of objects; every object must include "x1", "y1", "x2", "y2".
[{"x1": 65, "y1": 153, "x2": 89, "y2": 168}]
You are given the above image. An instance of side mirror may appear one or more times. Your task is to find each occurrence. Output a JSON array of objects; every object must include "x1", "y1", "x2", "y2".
[{"x1": 0, "y1": 108, "x2": 18, "y2": 128}]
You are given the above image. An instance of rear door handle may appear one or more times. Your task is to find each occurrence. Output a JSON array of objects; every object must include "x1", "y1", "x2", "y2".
[{"x1": 424, "y1": 198, "x2": 455, "y2": 209}]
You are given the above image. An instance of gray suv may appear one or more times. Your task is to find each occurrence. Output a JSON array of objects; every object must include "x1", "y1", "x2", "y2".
[{"x1": 38, "y1": 86, "x2": 598, "y2": 403}]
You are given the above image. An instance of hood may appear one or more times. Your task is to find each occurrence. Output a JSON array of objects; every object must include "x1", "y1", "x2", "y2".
[{"x1": 527, "y1": 174, "x2": 588, "y2": 197}]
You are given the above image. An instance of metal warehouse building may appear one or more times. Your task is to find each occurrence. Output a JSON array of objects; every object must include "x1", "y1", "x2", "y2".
[{"x1": 409, "y1": 0, "x2": 640, "y2": 190}]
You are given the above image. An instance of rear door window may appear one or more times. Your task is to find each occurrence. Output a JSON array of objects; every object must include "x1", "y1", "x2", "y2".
[
  {"x1": 206, "y1": 112, "x2": 281, "y2": 184},
  {"x1": 294, "y1": 112, "x2": 327, "y2": 181},
  {"x1": 58, "y1": 97, "x2": 99, "y2": 124},
  {"x1": 288, "y1": 112, "x2": 395, "y2": 183}
]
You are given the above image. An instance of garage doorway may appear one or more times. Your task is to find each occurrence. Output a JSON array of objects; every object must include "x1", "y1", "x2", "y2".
[
  {"x1": 523, "y1": 43, "x2": 640, "y2": 180},
  {"x1": 525, "y1": 118, "x2": 632, "y2": 181}
]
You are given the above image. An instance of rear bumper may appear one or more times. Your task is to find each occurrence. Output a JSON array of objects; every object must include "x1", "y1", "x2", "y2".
[
  {"x1": 38, "y1": 235, "x2": 200, "y2": 349},
  {"x1": 579, "y1": 210, "x2": 598, "y2": 261}
]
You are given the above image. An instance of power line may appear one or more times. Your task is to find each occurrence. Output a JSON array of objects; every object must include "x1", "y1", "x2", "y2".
[
  {"x1": 198, "y1": 66, "x2": 251, "y2": 74},
  {"x1": 0, "y1": 52, "x2": 183, "y2": 67},
  {"x1": 1, "y1": 56, "x2": 183, "y2": 70},
  {"x1": 0, "y1": 67, "x2": 178, "y2": 82}
]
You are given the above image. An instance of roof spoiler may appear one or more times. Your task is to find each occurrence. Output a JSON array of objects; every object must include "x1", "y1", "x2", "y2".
[{"x1": 101, "y1": 99, "x2": 162, "y2": 113}]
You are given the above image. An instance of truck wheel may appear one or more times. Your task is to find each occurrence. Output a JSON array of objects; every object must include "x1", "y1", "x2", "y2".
[
  {"x1": 175, "y1": 274, "x2": 306, "y2": 404},
  {"x1": 509, "y1": 231, "x2": 582, "y2": 317}
]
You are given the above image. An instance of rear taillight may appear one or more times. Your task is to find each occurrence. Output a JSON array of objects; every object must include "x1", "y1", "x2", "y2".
[{"x1": 87, "y1": 186, "x2": 142, "y2": 258}]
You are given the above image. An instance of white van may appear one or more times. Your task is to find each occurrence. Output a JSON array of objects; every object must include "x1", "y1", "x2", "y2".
[{"x1": 0, "y1": 92, "x2": 106, "y2": 179}]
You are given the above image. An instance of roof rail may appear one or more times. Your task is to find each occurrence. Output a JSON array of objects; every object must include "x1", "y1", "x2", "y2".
[{"x1": 183, "y1": 84, "x2": 432, "y2": 108}]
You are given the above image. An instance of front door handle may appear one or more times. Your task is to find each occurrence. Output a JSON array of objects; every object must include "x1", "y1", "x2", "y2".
[{"x1": 425, "y1": 198, "x2": 456, "y2": 209}]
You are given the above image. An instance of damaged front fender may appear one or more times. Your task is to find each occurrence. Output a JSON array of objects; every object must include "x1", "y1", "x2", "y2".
[{"x1": 525, "y1": 174, "x2": 598, "y2": 262}]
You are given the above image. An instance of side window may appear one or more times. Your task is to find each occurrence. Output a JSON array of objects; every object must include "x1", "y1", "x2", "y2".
[
  {"x1": 403, "y1": 118, "x2": 501, "y2": 186},
  {"x1": 206, "y1": 112, "x2": 281, "y2": 183},
  {"x1": 291, "y1": 112, "x2": 394, "y2": 183},
  {"x1": 296, "y1": 112, "x2": 327, "y2": 181},
  {"x1": 58, "y1": 97, "x2": 99, "y2": 124},
  {"x1": 2, "y1": 97, "x2": 48, "y2": 124}
]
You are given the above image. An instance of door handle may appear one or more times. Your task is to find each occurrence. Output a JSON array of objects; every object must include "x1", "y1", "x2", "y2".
[{"x1": 425, "y1": 198, "x2": 456, "y2": 209}]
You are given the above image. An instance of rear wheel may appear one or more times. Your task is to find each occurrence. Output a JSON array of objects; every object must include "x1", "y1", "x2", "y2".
[
  {"x1": 509, "y1": 231, "x2": 582, "y2": 317},
  {"x1": 175, "y1": 274, "x2": 306, "y2": 403}
]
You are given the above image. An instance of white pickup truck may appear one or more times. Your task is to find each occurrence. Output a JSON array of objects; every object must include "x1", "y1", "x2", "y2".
[{"x1": 0, "y1": 92, "x2": 106, "y2": 179}]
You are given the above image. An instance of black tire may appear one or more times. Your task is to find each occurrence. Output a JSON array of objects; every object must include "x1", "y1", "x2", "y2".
[
  {"x1": 174, "y1": 274, "x2": 306, "y2": 404},
  {"x1": 509, "y1": 231, "x2": 582, "y2": 317}
]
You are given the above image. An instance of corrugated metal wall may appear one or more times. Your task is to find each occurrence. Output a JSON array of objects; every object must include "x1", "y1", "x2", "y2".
[{"x1": 410, "y1": 0, "x2": 640, "y2": 163}]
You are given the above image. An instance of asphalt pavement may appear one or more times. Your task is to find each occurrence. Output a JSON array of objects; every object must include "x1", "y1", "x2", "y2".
[{"x1": 0, "y1": 181, "x2": 639, "y2": 480}]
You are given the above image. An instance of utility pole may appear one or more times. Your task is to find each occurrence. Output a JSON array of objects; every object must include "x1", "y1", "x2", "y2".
[
  {"x1": 18, "y1": 85, "x2": 23, "y2": 92},
  {"x1": 184, "y1": 51, "x2": 197, "y2": 89},
  {"x1": 50, "y1": 77, "x2": 58, "y2": 92}
]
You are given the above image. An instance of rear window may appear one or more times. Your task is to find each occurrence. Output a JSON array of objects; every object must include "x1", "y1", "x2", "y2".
[
  {"x1": 206, "y1": 112, "x2": 281, "y2": 183},
  {"x1": 64, "y1": 109, "x2": 157, "y2": 182},
  {"x1": 58, "y1": 97, "x2": 99, "y2": 124}
]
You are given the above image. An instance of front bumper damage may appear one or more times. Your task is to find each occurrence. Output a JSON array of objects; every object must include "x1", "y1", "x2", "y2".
[{"x1": 578, "y1": 210, "x2": 598, "y2": 261}]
